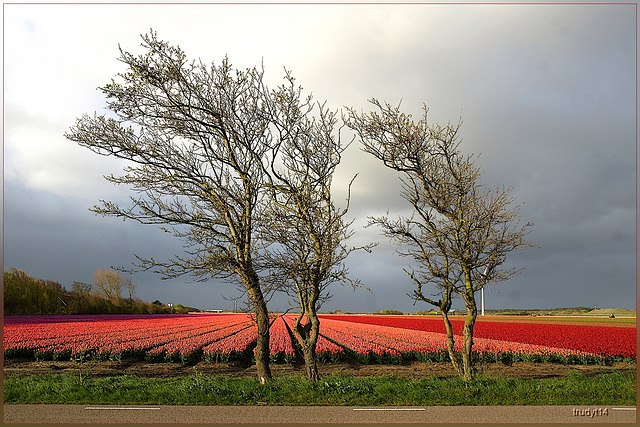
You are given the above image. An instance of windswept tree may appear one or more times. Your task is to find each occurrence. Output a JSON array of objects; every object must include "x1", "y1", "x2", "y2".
[
  {"x1": 263, "y1": 89, "x2": 371, "y2": 380},
  {"x1": 66, "y1": 31, "x2": 327, "y2": 383},
  {"x1": 346, "y1": 100, "x2": 536, "y2": 381}
]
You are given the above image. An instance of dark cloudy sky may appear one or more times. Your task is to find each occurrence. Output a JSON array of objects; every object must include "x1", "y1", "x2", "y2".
[{"x1": 3, "y1": 1, "x2": 637, "y2": 313}]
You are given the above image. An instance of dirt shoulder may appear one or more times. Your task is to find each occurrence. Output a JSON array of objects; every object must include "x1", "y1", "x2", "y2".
[{"x1": 3, "y1": 358, "x2": 635, "y2": 380}]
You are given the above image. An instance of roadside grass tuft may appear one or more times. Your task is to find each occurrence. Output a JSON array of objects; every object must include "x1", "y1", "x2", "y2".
[{"x1": 4, "y1": 370, "x2": 635, "y2": 406}]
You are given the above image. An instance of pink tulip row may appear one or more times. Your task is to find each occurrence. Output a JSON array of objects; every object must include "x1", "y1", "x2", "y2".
[
  {"x1": 202, "y1": 315, "x2": 347, "y2": 364},
  {"x1": 5, "y1": 315, "x2": 179, "y2": 348},
  {"x1": 317, "y1": 318, "x2": 403, "y2": 363},
  {"x1": 2, "y1": 313, "x2": 613, "y2": 365},
  {"x1": 64, "y1": 315, "x2": 251, "y2": 360},
  {"x1": 3, "y1": 314, "x2": 252, "y2": 360},
  {"x1": 5, "y1": 314, "x2": 207, "y2": 349},
  {"x1": 146, "y1": 319, "x2": 254, "y2": 362},
  {"x1": 202, "y1": 324, "x2": 257, "y2": 363},
  {"x1": 281, "y1": 315, "x2": 345, "y2": 362},
  {"x1": 259, "y1": 316, "x2": 296, "y2": 363}
]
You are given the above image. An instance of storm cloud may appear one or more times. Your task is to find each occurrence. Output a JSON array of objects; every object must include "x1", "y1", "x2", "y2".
[{"x1": 3, "y1": 3, "x2": 636, "y2": 312}]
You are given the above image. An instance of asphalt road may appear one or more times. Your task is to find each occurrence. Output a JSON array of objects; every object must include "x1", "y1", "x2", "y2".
[{"x1": 3, "y1": 404, "x2": 636, "y2": 424}]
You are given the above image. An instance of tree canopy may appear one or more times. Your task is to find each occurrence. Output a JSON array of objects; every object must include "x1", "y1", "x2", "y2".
[
  {"x1": 346, "y1": 99, "x2": 536, "y2": 381},
  {"x1": 66, "y1": 31, "x2": 364, "y2": 382}
]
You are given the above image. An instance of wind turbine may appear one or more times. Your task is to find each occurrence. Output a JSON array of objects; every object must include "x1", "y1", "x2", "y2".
[{"x1": 481, "y1": 267, "x2": 488, "y2": 316}]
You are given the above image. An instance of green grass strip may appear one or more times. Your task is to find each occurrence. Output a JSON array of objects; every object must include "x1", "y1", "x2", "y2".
[{"x1": 4, "y1": 370, "x2": 635, "y2": 406}]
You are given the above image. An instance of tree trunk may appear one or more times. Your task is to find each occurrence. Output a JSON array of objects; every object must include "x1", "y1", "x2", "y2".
[
  {"x1": 301, "y1": 343, "x2": 320, "y2": 381},
  {"x1": 247, "y1": 284, "x2": 272, "y2": 384},
  {"x1": 294, "y1": 311, "x2": 320, "y2": 381},
  {"x1": 441, "y1": 310, "x2": 462, "y2": 377},
  {"x1": 460, "y1": 286, "x2": 478, "y2": 382}
]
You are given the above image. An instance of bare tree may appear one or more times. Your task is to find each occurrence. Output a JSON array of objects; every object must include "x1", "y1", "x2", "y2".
[
  {"x1": 123, "y1": 277, "x2": 136, "y2": 300},
  {"x1": 66, "y1": 31, "x2": 319, "y2": 383},
  {"x1": 346, "y1": 99, "x2": 536, "y2": 381},
  {"x1": 262, "y1": 91, "x2": 372, "y2": 380},
  {"x1": 71, "y1": 281, "x2": 92, "y2": 295},
  {"x1": 92, "y1": 269, "x2": 125, "y2": 303}
]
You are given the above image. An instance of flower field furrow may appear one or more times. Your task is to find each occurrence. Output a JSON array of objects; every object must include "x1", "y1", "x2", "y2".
[
  {"x1": 321, "y1": 315, "x2": 636, "y2": 358},
  {"x1": 202, "y1": 325, "x2": 257, "y2": 363},
  {"x1": 4, "y1": 315, "x2": 202, "y2": 349},
  {"x1": 321, "y1": 317, "x2": 454, "y2": 362},
  {"x1": 3, "y1": 314, "x2": 252, "y2": 360},
  {"x1": 31, "y1": 324, "x2": 204, "y2": 358},
  {"x1": 281, "y1": 315, "x2": 345, "y2": 362},
  {"x1": 147, "y1": 320, "x2": 254, "y2": 362},
  {"x1": 318, "y1": 318, "x2": 402, "y2": 364},
  {"x1": 256, "y1": 316, "x2": 296, "y2": 363},
  {"x1": 94, "y1": 317, "x2": 252, "y2": 359},
  {"x1": 99, "y1": 323, "x2": 215, "y2": 353}
]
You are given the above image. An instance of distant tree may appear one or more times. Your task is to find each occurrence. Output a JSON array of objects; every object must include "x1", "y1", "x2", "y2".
[
  {"x1": 42, "y1": 280, "x2": 67, "y2": 313},
  {"x1": 346, "y1": 100, "x2": 536, "y2": 381},
  {"x1": 72, "y1": 281, "x2": 92, "y2": 295},
  {"x1": 4, "y1": 269, "x2": 35, "y2": 314},
  {"x1": 3, "y1": 268, "x2": 179, "y2": 315},
  {"x1": 92, "y1": 269, "x2": 127, "y2": 303},
  {"x1": 3, "y1": 269, "x2": 66, "y2": 315},
  {"x1": 379, "y1": 309, "x2": 404, "y2": 315},
  {"x1": 65, "y1": 31, "x2": 349, "y2": 383},
  {"x1": 123, "y1": 277, "x2": 136, "y2": 300}
]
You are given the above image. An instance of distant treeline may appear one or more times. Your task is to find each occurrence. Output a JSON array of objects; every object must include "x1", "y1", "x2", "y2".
[{"x1": 3, "y1": 268, "x2": 198, "y2": 315}]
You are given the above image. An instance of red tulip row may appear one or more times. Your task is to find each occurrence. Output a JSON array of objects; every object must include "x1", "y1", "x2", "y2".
[
  {"x1": 317, "y1": 318, "x2": 402, "y2": 364},
  {"x1": 326, "y1": 317, "x2": 603, "y2": 363},
  {"x1": 321, "y1": 315, "x2": 637, "y2": 359}
]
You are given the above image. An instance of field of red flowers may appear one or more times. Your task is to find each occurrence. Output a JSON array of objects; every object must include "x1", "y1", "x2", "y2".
[
  {"x1": 320, "y1": 314, "x2": 637, "y2": 360},
  {"x1": 3, "y1": 313, "x2": 636, "y2": 365}
]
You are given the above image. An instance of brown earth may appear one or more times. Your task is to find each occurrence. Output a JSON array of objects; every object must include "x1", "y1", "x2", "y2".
[{"x1": 3, "y1": 358, "x2": 635, "y2": 380}]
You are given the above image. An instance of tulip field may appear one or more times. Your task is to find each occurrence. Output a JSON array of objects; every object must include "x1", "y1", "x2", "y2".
[
  {"x1": 322, "y1": 314, "x2": 637, "y2": 360},
  {"x1": 3, "y1": 313, "x2": 636, "y2": 366}
]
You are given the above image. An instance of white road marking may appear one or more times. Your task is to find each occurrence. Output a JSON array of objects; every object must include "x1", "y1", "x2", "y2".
[
  {"x1": 611, "y1": 407, "x2": 636, "y2": 411},
  {"x1": 84, "y1": 407, "x2": 161, "y2": 410},
  {"x1": 353, "y1": 408, "x2": 426, "y2": 411}
]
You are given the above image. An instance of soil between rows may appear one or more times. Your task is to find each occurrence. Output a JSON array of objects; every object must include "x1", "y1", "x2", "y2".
[{"x1": 3, "y1": 358, "x2": 635, "y2": 380}]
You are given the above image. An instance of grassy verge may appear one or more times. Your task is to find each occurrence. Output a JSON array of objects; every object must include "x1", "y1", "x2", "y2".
[{"x1": 4, "y1": 370, "x2": 635, "y2": 406}]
